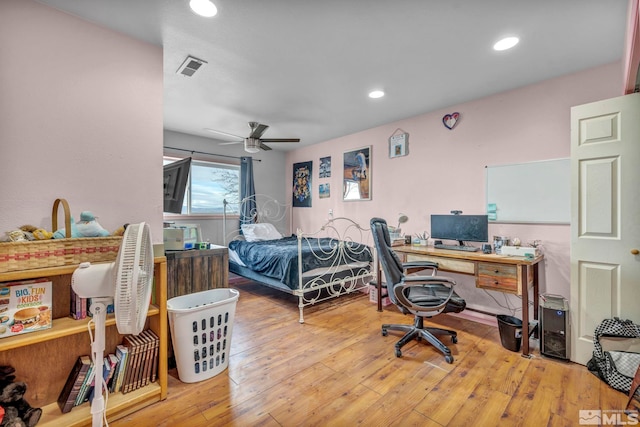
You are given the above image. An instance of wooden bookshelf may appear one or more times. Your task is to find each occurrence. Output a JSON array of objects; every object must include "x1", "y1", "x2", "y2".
[
  {"x1": 37, "y1": 383, "x2": 162, "y2": 427},
  {"x1": 0, "y1": 257, "x2": 167, "y2": 427}
]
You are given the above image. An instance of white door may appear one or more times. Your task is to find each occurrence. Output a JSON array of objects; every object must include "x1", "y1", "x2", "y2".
[{"x1": 570, "y1": 92, "x2": 640, "y2": 365}]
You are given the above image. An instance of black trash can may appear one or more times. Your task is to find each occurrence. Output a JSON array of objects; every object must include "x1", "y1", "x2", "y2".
[{"x1": 497, "y1": 315, "x2": 523, "y2": 352}]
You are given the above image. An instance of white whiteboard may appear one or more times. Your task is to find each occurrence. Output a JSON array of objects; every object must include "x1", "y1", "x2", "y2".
[{"x1": 485, "y1": 158, "x2": 570, "y2": 224}]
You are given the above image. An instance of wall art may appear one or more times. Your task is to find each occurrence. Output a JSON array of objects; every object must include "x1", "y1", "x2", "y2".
[
  {"x1": 443, "y1": 112, "x2": 460, "y2": 130},
  {"x1": 319, "y1": 156, "x2": 331, "y2": 178},
  {"x1": 343, "y1": 146, "x2": 371, "y2": 201},
  {"x1": 292, "y1": 161, "x2": 312, "y2": 207}
]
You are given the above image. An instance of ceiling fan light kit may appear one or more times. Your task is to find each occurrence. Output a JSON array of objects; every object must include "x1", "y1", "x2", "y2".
[
  {"x1": 244, "y1": 139, "x2": 261, "y2": 153},
  {"x1": 211, "y1": 121, "x2": 300, "y2": 153}
]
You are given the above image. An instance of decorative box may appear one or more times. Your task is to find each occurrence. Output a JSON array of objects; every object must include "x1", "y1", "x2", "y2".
[{"x1": 369, "y1": 283, "x2": 392, "y2": 306}]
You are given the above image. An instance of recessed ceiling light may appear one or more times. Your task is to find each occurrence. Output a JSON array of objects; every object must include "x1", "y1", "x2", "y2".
[
  {"x1": 190, "y1": 0, "x2": 217, "y2": 17},
  {"x1": 369, "y1": 90, "x2": 385, "y2": 99},
  {"x1": 493, "y1": 36, "x2": 519, "y2": 51}
]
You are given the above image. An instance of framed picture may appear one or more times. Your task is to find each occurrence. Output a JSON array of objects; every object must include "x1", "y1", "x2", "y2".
[
  {"x1": 319, "y1": 156, "x2": 331, "y2": 178},
  {"x1": 292, "y1": 161, "x2": 312, "y2": 207},
  {"x1": 389, "y1": 132, "x2": 408, "y2": 158},
  {"x1": 319, "y1": 183, "x2": 330, "y2": 198},
  {"x1": 343, "y1": 146, "x2": 371, "y2": 201}
]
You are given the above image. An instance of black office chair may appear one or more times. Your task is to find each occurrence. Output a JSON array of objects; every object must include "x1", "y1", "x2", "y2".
[{"x1": 370, "y1": 217, "x2": 466, "y2": 363}]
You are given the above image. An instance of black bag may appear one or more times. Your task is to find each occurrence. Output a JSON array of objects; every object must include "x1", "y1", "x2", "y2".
[{"x1": 587, "y1": 317, "x2": 640, "y2": 394}]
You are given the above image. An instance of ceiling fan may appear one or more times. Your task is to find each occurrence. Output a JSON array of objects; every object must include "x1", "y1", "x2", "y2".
[{"x1": 206, "y1": 122, "x2": 300, "y2": 153}]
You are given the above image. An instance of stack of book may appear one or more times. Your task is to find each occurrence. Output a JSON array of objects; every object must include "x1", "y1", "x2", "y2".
[
  {"x1": 69, "y1": 290, "x2": 87, "y2": 320},
  {"x1": 56, "y1": 329, "x2": 160, "y2": 413},
  {"x1": 70, "y1": 292, "x2": 116, "y2": 320}
]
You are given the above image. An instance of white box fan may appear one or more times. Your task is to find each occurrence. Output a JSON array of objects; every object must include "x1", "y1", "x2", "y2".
[{"x1": 72, "y1": 222, "x2": 154, "y2": 427}]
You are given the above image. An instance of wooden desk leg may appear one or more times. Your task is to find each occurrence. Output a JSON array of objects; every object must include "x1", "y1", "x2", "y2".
[{"x1": 520, "y1": 265, "x2": 531, "y2": 358}]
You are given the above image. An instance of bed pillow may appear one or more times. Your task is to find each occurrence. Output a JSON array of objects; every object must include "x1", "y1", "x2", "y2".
[{"x1": 241, "y1": 223, "x2": 283, "y2": 242}]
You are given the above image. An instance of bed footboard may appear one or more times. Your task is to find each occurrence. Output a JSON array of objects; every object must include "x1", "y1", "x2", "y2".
[{"x1": 293, "y1": 217, "x2": 375, "y2": 323}]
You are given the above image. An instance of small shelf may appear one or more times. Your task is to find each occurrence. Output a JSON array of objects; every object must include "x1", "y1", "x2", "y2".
[
  {"x1": 0, "y1": 257, "x2": 167, "y2": 426},
  {"x1": 0, "y1": 305, "x2": 160, "y2": 352},
  {"x1": 37, "y1": 382, "x2": 162, "y2": 427},
  {"x1": 0, "y1": 264, "x2": 87, "y2": 281}
]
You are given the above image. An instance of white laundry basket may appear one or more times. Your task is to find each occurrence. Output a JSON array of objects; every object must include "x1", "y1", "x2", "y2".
[{"x1": 167, "y1": 288, "x2": 240, "y2": 383}]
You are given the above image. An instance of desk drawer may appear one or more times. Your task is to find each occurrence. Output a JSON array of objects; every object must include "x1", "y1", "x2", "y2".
[
  {"x1": 477, "y1": 262, "x2": 518, "y2": 294},
  {"x1": 406, "y1": 254, "x2": 475, "y2": 275}
]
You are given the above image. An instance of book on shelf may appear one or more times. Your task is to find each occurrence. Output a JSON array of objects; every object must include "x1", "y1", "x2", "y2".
[
  {"x1": 112, "y1": 344, "x2": 129, "y2": 393},
  {"x1": 139, "y1": 330, "x2": 155, "y2": 388},
  {"x1": 120, "y1": 329, "x2": 159, "y2": 393},
  {"x1": 104, "y1": 353, "x2": 119, "y2": 392},
  {"x1": 87, "y1": 356, "x2": 114, "y2": 403},
  {"x1": 57, "y1": 355, "x2": 91, "y2": 414},
  {"x1": 121, "y1": 334, "x2": 143, "y2": 394},
  {"x1": 138, "y1": 330, "x2": 159, "y2": 388},
  {"x1": 70, "y1": 291, "x2": 86, "y2": 320},
  {"x1": 74, "y1": 361, "x2": 95, "y2": 406},
  {"x1": 147, "y1": 329, "x2": 160, "y2": 383}
]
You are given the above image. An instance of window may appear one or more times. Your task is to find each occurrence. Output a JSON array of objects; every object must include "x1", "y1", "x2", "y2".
[{"x1": 163, "y1": 156, "x2": 240, "y2": 215}]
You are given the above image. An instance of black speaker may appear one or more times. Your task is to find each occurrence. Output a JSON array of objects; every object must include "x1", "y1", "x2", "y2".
[
  {"x1": 539, "y1": 295, "x2": 570, "y2": 360},
  {"x1": 482, "y1": 243, "x2": 492, "y2": 254}
]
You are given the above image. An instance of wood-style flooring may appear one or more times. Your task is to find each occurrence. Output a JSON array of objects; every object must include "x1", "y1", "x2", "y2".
[{"x1": 111, "y1": 279, "x2": 633, "y2": 426}]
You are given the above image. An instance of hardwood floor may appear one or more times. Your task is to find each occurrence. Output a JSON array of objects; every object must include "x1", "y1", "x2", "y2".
[{"x1": 111, "y1": 280, "x2": 632, "y2": 426}]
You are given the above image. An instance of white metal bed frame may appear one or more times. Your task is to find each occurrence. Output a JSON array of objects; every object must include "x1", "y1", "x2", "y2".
[{"x1": 222, "y1": 195, "x2": 375, "y2": 323}]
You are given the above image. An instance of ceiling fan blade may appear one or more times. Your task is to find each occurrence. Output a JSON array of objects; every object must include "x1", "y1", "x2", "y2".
[
  {"x1": 259, "y1": 142, "x2": 272, "y2": 151},
  {"x1": 249, "y1": 123, "x2": 269, "y2": 139},
  {"x1": 218, "y1": 141, "x2": 243, "y2": 145},
  {"x1": 204, "y1": 128, "x2": 244, "y2": 140},
  {"x1": 260, "y1": 138, "x2": 300, "y2": 143}
]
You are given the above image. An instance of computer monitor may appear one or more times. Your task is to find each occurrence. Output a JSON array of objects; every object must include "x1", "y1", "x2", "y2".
[
  {"x1": 163, "y1": 157, "x2": 191, "y2": 214},
  {"x1": 430, "y1": 214, "x2": 488, "y2": 246}
]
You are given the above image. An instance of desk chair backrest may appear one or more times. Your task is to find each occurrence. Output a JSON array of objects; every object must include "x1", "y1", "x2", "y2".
[{"x1": 370, "y1": 217, "x2": 406, "y2": 306}]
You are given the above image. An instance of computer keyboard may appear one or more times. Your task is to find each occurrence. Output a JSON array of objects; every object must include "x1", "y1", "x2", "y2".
[{"x1": 434, "y1": 244, "x2": 480, "y2": 252}]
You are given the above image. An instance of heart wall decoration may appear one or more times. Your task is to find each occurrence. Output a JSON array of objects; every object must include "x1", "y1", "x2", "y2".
[{"x1": 442, "y1": 112, "x2": 460, "y2": 130}]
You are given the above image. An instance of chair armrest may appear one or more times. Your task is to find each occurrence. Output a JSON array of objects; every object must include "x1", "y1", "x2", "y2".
[
  {"x1": 402, "y1": 261, "x2": 438, "y2": 276},
  {"x1": 393, "y1": 275, "x2": 456, "y2": 316}
]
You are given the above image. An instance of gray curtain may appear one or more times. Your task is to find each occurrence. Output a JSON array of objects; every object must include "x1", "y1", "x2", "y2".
[{"x1": 240, "y1": 156, "x2": 256, "y2": 228}]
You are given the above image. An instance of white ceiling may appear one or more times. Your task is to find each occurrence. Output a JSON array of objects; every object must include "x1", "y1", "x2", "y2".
[{"x1": 37, "y1": 0, "x2": 629, "y2": 151}]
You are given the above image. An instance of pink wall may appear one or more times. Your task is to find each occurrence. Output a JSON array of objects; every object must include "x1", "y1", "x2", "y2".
[
  {"x1": 286, "y1": 62, "x2": 621, "y2": 315},
  {"x1": 0, "y1": 0, "x2": 164, "y2": 242}
]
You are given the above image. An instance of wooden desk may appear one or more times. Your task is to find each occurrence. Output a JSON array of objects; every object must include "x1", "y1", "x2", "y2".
[{"x1": 386, "y1": 245, "x2": 544, "y2": 358}]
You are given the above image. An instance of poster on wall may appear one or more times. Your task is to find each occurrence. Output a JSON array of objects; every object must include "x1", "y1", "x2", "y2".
[
  {"x1": 343, "y1": 146, "x2": 371, "y2": 201},
  {"x1": 292, "y1": 161, "x2": 312, "y2": 207},
  {"x1": 319, "y1": 183, "x2": 330, "y2": 198},
  {"x1": 319, "y1": 156, "x2": 331, "y2": 178}
]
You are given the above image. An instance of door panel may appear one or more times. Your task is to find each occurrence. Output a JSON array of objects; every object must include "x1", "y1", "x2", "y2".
[
  {"x1": 579, "y1": 157, "x2": 618, "y2": 237},
  {"x1": 577, "y1": 261, "x2": 618, "y2": 348},
  {"x1": 570, "y1": 93, "x2": 640, "y2": 365}
]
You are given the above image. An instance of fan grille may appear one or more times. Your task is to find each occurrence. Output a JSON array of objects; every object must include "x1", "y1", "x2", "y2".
[{"x1": 115, "y1": 223, "x2": 154, "y2": 335}]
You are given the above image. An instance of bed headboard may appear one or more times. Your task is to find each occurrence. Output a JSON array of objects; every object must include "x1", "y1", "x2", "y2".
[
  {"x1": 223, "y1": 195, "x2": 291, "y2": 244},
  {"x1": 297, "y1": 216, "x2": 373, "y2": 249}
]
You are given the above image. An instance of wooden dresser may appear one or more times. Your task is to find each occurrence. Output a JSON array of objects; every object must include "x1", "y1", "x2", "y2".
[{"x1": 165, "y1": 245, "x2": 229, "y2": 300}]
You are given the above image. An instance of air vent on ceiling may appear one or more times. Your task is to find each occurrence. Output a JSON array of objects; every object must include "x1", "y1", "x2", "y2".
[{"x1": 176, "y1": 55, "x2": 207, "y2": 77}]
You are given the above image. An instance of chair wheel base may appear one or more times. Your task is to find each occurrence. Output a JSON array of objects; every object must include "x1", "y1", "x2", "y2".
[
  {"x1": 395, "y1": 347, "x2": 402, "y2": 357},
  {"x1": 382, "y1": 329, "x2": 388, "y2": 337},
  {"x1": 445, "y1": 355, "x2": 454, "y2": 364},
  {"x1": 451, "y1": 335, "x2": 458, "y2": 344}
]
